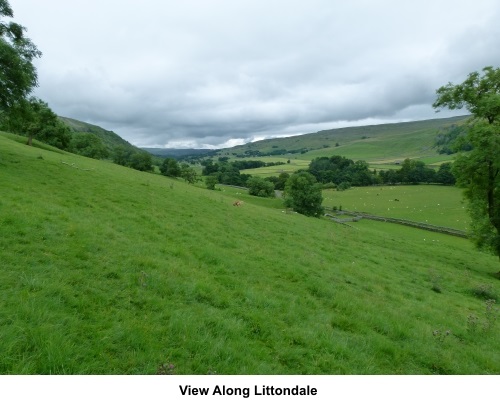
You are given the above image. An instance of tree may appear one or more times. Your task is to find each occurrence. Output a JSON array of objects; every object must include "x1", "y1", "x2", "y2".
[
  {"x1": 180, "y1": 163, "x2": 198, "y2": 184},
  {"x1": 69, "y1": 132, "x2": 109, "y2": 159},
  {"x1": 205, "y1": 175, "x2": 218, "y2": 190},
  {"x1": 247, "y1": 176, "x2": 274, "y2": 197},
  {"x1": 129, "y1": 151, "x2": 153, "y2": 172},
  {"x1": 434, "y1": 66, "x2": 500, "y2": 261},
  {"x1": 160, "y1": 157, "x2": 181, "y2": 177},
  {"x1": 276, "y1": 172, "x2": 290, "y2": 190},
  {"x1": 433, "y1": 66, "x2": 500, "y2": 125},
  {"x1": 0, "y1": 0, "x2": 41, "y2": 111},
  {"x1": 113, "y1": 145, "x2": 132, "y2": 166},
  {"x1": 436, "y1": 162, "x2": 455, "y2": 185},
  {"x1": 284, "y1": 172, "x2": 324, "y2": 217}
]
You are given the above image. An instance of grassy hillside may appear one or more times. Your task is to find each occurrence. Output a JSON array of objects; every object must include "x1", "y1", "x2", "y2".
[
  {"x1": 221, "y1": 116, "x2": 469, "y2": 176},
  {"x1": 143, "y1": 147, "x2": 214, "y2": 159},
  {"x1": 59, "y1": 116, "x2": 142, "y2": 156},
  {"x1": 1, "y1": 132, "x2": 499, "y2": 374}
]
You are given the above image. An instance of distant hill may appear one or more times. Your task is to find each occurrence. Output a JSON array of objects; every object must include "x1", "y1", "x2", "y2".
[
  {"x1": 218, "y1": 115, "x2": 470, "y2": 163},
  {"x1": 59, "y1": 116, "x2": 143, "y2": 156},
  {"x1": 142, "y1": 147, "x2": 214, "y2": 159},
  {"x1": 59, "y1": 117, "x2": 215, "y2": 160}
]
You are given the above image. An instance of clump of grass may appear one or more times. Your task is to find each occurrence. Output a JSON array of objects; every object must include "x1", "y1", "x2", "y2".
[
  {"x1": 466, "y1": 299, "x2": 498, "y2": 334},
  {"x1": 466, "y1": 314, "x2": 479, "y2": 333},
  {"x1": 156, "y1": 361, "x2": 175, "y2": 375},
  {"x1": 470, "y1": 284, "x2": 497, "y2": 300},
  {"x1": 432, "y1": 329, "x2": 451, "y2": 343},
  {"x1": 484, "y1": 299, "x2": 498, "y2": 332},
  {"x1": 429, "y1": 269, "x2": 442, "y2": 293}
]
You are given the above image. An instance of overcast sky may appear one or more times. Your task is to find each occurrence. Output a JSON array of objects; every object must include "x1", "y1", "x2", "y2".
[{"x1": 8, "y1": 0, "x2": 500, "y2": 148}]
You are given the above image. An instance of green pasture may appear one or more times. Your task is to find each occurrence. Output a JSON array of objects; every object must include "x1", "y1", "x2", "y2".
[
  {"x1": 323, "y1": 185, "x2": 469, "y2": 231},
  {"x1": 223, "y1": 116, "x2": 467, "y2": 164},
  {"x1": 220, "y1": 116, "x2": 468, "y2": 179},
  {"x1": 1, "y1": 132, "x2": 499, "y2": 375},
  {"x1": 240, "y1": 160, "x2": 309, "y2": 177}
]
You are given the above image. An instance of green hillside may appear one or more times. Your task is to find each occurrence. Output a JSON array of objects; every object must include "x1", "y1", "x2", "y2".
[
  {"x1": 1, "y1": 131, "x2": 499, "y2": 374},
  {"x1": 220, "y1": 116, "x2": 469, "y2": 169},
  {"x1": 59, "y1": 116, "x2": 142, "y2": 156}
]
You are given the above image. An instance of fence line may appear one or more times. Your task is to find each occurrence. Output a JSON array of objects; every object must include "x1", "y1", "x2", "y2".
[{"x1": 325, "y1": 208, "x2": 468, "y2": 238}]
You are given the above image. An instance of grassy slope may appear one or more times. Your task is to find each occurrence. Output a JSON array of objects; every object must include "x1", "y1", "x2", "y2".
[
  {"x1": 1, "y1": 132, "x2": 499, "y2": 375},
  {"x1": 226, "y1": 115, "x2": 467, "y2": 158},
  {"x1": 59, "y1": 116, "x2": 142, "y2": 155},
  {"x1": 228, "y1": 116, "x2": 468, "y2": 177}
]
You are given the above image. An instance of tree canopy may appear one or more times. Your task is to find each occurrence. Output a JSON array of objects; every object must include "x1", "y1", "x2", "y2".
[
  {"x1": 284, "y1": 172, "x2": 324, "y2": 218},
  {"x1": 0, "y1": 0, "x2": 41, "y2": 110},
  {"x1": 433, "y1": 66, "x2": 500, "y2": 125},
  {"x1": 0, "y1": 97, "x2": 71, "y2": 148},
  {"x1": 434, "y1": 66, "x2": 500, "y2": 261}
]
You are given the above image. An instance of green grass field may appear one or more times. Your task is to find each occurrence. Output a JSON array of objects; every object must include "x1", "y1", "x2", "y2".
[
  {"x1": 323, "y1": 185, "x2": 469, "y2": 231},
  {"x1": 1, "y1": 132, "x2": 499, "y2": 374}
]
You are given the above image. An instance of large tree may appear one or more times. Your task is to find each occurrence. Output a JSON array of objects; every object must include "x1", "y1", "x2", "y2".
[
  {"x1": 433, "y1": 66, "x2": 500, "y2": 261},
  {"x1": 0, "y1": 0, "x2": 41, "y2": 110},
  {"x1": 284, "y1": 172, "x2": 324, "y2": 217}
]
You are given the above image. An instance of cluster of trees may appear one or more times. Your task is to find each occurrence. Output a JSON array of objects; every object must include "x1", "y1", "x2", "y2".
[
  {"x1": 229, "y1": 159, "x2": 285, "y2": 170},
  {"x1": 379, "y1": 160, "x2": 455, "y2": 186},
  {"x1": 201, "y1": 159, "x2": 252, "y2": 187},
  {"x1": 308, "y1": 156, "x2": 374, "y2": 188},
  {"x1": 435, "y1": 124, "x2": 472, "y2": 155},
  {"x1": 235, "y1": 147, "x2": 309, "y2": 158},
  {"x1": 263, "y1": 172, "x2": 290, "y2": 191},
  {"x1": 307, "y1": 155, "x2": 455, "y2": 188},
  {"x1": 159, "y1": 157, "x2": 198, "y2": 183},
  {"x1": 0, "y1": 97, "x2": 72, "y2": 149},
  {"x1": 112, "y1": 146, "x2": 154, "y2": 172}
]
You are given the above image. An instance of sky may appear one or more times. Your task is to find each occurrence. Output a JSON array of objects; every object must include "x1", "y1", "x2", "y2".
[{"x1": 8, "y1": 0, "x2": 500, "y2": 149}]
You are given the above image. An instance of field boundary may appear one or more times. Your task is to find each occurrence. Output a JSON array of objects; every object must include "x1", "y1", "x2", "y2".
[
  {"x1": 218, "y1": 184, "x2": 468, "y2": 238},
  {"x1": 326, "y1": 208, "x2": 468, "y2": 238}
]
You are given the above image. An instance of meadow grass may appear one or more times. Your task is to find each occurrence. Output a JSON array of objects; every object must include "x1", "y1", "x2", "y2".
[
  {"x1": 323, "y1": 185, "x2": 469, "y2": 231},
  {"x1": 1, "y1": 133, "x2": 499, "y2": 374}
]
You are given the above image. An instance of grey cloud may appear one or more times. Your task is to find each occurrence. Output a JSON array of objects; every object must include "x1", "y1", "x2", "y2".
[{"x1": 10, "y1": 0, "x2": 500, "y2": 148}]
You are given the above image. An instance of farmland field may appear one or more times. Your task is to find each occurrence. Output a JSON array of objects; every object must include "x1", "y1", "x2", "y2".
[{"x1": 323, "y1": 185, "x2": 469, "y2": 231}]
